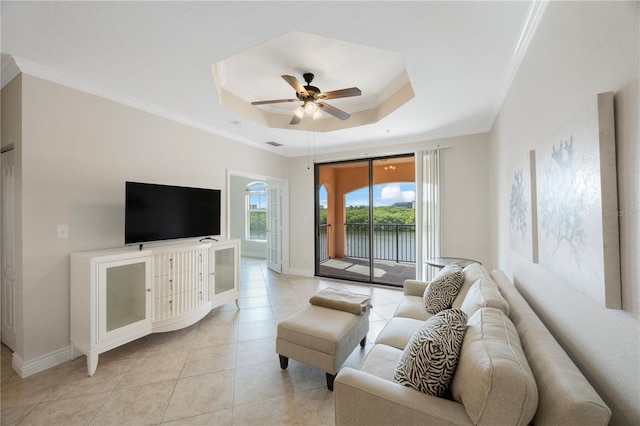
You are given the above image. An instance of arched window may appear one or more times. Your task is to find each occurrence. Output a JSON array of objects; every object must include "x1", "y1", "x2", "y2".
[
  {"x1": 319, "y1": 185, "x2": 328, "y2": 225},
  {"x1": 246, "y1": 181, "x2": 267, "y2": 241}
]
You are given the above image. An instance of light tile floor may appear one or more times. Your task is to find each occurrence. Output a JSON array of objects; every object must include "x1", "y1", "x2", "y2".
[{"x1": 1, "y1": 257, "x2": 403, "y2": 425}]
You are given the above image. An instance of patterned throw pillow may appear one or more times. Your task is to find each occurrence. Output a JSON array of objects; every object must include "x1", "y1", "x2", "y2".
[
  {"x1": 423, "y1": 263, "x2": 464, "y2": 314},
  {"x1": 393, "y1": 308, "x2": 468, "y2": 396}
]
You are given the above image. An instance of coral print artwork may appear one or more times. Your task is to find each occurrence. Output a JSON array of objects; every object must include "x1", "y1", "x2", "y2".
[
  {"x1": 509, "y1": 150, "x2": 537, "y2": 263},
  {"x1": 535, "y1": 92, "x2": 620, "y2": 308}
]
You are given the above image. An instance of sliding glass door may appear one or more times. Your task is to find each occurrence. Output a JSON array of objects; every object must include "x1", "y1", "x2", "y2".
[
  {"x1": 315, "y1": 154, "x2": 416, "y2": 286},
  {"x1": 372, "y1": 157, "x2": 416, "y2": 285},
  {"x1": 317, "y1": 160, "x2": 371, "y2": 282}
]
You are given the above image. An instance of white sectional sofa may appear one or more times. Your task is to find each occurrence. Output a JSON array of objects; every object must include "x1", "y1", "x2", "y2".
[{"x1": 334, "y1": 264, "x2": 611, "y2": 425}]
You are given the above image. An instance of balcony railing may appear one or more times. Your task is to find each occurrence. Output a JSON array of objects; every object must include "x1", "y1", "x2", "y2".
[
  {"x1": 318, "y1": 223, "x2": 416, "y2": 263},
  {"x1": 319, "y1": 224, "x2": 330, "y2": 262}
]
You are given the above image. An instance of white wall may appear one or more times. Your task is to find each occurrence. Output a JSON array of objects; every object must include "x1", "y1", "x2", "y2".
[
  {"x1": 286, "y1": 132, "x2": 491, "y2": 276},
  {"x1": 489, "y1": 2, "x2": 639, "y2": 424},
  {"x1": 13, "y1": 74, "x2": 289, "y2": 369}
]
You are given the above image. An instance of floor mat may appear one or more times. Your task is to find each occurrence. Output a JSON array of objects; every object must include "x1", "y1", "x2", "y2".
[
  {"x1": 345, "y1": 264, "x2": 386, "y2": 278},
  {"x1": 321, "y1": 259, "x2": 353, "y2": 270}
]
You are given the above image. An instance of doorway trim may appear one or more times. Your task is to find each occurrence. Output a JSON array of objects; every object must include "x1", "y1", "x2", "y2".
[
  {"x1": 1, "y1": 147, "x2": 16, "y2": 350},
  {"x1": 227, "y1": 169, "x2": 290, "y2": 274}
]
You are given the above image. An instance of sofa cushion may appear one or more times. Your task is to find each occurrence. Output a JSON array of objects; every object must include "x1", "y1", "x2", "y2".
[
  {"x1": 393, "y1": 295, "x2": 432, "y2": 320},
  {"x1": 460, "y1": 278, "x2": 510, "y2": 317},
  {"x1": 452, "y1": 263, "x2": 491, "y2": 309},
  {"x1": 393, "y1": 308, "x2": 467, "y2": 397},
  {"x1": 423, "y1": 264, "x2": 464, "y2": 314},
  {"x1": 360, "y1": 344, "x2": 404, "y2": 381},
  {"x1": 451, "y1": 307, "x2": 538, "y2": 426},
  {"x1": 375, "y1": 317, "x2": 425, "y2": 349}
]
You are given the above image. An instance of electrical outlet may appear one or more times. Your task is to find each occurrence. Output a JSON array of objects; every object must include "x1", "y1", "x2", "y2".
[{"x1": 57, "y1": 225, "x2": 69, "y2": 239}]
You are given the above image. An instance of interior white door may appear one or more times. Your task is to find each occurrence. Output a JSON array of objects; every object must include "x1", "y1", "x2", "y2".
[
  {"x1": 266, "y1": 184, "x2": 282, "y2": 273},
  {"x1": 1, "y1": 149, "x2": 16, "y2": 350}
]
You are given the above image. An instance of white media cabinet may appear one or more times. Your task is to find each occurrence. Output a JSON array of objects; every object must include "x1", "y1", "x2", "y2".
[{"x1": 70, "y1": 239, "x2": 240, "y2": 376}]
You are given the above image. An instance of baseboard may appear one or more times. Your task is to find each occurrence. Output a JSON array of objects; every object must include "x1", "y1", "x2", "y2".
[
  {"x1": 240, "y1": 251, "x2": 267, "y2": 259},
  {"x1": 12, "y1": 346, "x2": 72, "y2": 378},
  {"x1": 287, "y1": 267, "x2": 313, "y2": 277}
]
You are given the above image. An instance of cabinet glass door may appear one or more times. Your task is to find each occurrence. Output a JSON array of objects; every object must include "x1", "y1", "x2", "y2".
[
  {"x1": 214, "y1": 247, "x2": 236, "y2": 295},
  {"x1": 99, "y1": 259, "x2": 150, "y2": 339}
]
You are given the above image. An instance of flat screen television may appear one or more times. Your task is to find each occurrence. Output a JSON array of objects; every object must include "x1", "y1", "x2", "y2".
[{"x1": 125, "y1": 181, "x2": 221, "y2": 245}]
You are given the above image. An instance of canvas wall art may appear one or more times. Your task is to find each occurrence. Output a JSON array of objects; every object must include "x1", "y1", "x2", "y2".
[
  {"x1": 535, "y1": 92, "x2": 621, "y2": 309},
  {"x1": 509, "y1": 150, "x2": 538, "y2": 263}
]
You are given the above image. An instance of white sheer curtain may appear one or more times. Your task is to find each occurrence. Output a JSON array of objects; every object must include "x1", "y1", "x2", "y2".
[{"x1": 415, "y1": 149, "x2": 441, "y2": 281}]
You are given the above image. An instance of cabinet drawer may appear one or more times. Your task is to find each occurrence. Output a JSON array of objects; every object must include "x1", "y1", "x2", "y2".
[
  {"x1": 154, "y1": 249, "x2": 207, "y2": 276},
  {"x1": 153, "y1": 289, "x2": 207, "y2": 321},
  {"x1": 153, "y1": 295, "x2": 172, "y2": 321},
  {"x1": 197, "y1": 280, "x2": 208, "y2": 303},
  {"x1": 154, "y1": 270, "x2": 207, "y2": 299},
  {"x1": 154, "y1": 275, "x2": 175, "y2": 299}
]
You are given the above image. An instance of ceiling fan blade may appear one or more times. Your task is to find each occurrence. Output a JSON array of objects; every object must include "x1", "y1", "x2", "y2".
[
  {"x1": 251, "y1": 98, "x2": 298, "y2": 105},
  {"x1": 318, "y1": 102, "x2": 350, "y2": 120},
  {"x1": 290, "y1": 106, "x2": 304, "y2": 125},
  {"x1": 319, "y1": 87, "x2": 362, "y2": 100},
  {"x1": 282, "y1": 75, "x2": 309, "y2": 97}
]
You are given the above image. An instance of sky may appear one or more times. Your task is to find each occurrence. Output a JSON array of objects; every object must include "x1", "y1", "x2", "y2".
[{"x1": 319, "y1": 183, "x2": 416, "y2": 207}]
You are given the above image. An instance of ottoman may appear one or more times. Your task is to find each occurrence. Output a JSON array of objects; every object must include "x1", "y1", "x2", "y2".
[{"x1": 276, "y1": 304, "x2": 370, "y2": 390}]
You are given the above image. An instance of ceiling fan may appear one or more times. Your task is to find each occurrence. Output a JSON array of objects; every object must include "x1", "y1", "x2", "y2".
[{"x1": 251, "y1": 73, "x2": 362, "y2": 125}]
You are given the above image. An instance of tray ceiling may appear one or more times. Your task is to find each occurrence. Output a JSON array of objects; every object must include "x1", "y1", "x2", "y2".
[{"x1": 0, "y1": 1, "x2": 546, "y2": 157}]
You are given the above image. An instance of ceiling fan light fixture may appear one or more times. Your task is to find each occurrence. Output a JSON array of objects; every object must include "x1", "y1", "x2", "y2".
[
  {"x1": 251, "y1": 73, "x2": 361, "y2": 125},
  {"x1": 304, "y1": 100, "x2": 317, "y2": 114}
]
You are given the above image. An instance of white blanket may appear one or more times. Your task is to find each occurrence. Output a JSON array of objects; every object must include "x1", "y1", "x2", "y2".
[{"x1": 309, "y1": 288, "x2": 372, "y2": 315}]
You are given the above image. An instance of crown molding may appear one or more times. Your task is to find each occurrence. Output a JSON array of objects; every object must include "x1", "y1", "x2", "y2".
[
  {"x1": 513, "y1": 0, "x2": 549, "y2": 62},
  {"x1": 0, "y1": 55, "x2": 274, "y2": 154},
  {"x1": 486, "y1": 0, "x2": 549, "y2": 130},
  {"x1": 1, "y1": 55, "x2": 21, "y2": 88}
]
